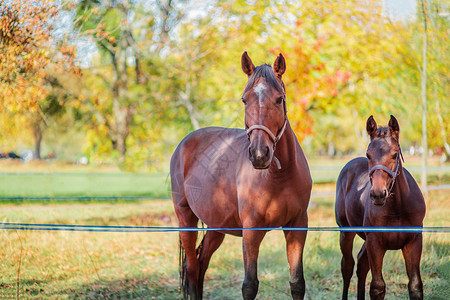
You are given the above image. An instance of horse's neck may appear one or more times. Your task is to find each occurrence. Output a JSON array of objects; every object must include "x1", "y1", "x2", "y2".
[
  {"x1": 391, "y1": 162, "x2": 411, "y2": 204},
  {"x1": 273, "y1": 120, "x2": 297, "y2": 169}
]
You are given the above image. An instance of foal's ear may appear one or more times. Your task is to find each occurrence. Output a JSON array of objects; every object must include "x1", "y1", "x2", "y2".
[
  {"x1": 273, "y1": 53, "x2": 286, "y2": 79},
  {"x1": 366, "y1": 115, "x2": 377, "y2": 138},
  {"x1": 241, "y1": 51, "x2": 255, "y2": 77},
  {"x1": 388, "y1": 115, "x2": 400, "y2": 141}
]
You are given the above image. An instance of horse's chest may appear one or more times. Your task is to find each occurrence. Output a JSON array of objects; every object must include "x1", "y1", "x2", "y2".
[
  {"x1": 365, "y1": 211, "x2": 419, "y2": 250},
  {"x1": 240, "y1": 188, "x2": 306, "y2": 226},
  {"x1": 367, "y1": 231, "x2": 416, "y2": 250}
]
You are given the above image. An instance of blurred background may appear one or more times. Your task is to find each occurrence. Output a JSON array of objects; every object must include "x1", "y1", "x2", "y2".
[{"x1": 0, "y1": 0, "x2": 448, "y2": 172}]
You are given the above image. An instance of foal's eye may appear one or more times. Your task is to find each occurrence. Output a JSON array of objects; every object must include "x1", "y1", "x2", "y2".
[
  {"x1": 366, "y1": 153, "x2": 371, "y2": 160},
  {"x1": 276, "y1": 96, "x2": 283, "y2": 104},
  {"x1": 392, "y1": 153, "x2": 398, "y2": 159},
  {"x1": 241, "y1": 97, "x2": 247, "y2": 104}
]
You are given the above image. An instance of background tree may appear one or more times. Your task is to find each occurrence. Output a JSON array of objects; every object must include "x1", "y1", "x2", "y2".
[
  {"x1": 0, "y1": 0, "x2": 78, "y2": 157},
  {"x1": 74, "y1": 0, "x2": 187, "y2": 161},
  {"x1": 0, "y1": 0, "x2": 447, "y2": 169}
]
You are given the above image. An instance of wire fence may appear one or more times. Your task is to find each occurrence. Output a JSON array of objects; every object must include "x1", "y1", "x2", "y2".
[
  {"x1": 0, "y1": 196, "x2": 165, "y2": 201},
  {"x1": 1, "y1": 222, "x2": 449, "y2": 233},
  {"x1": 1, "y1": 169, "x2": 447, "y2": 233}
]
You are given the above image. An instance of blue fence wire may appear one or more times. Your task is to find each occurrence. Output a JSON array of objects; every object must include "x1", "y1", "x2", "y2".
[
  {"x1": 0, "y1": 223, "x2": 448, "y2": 233},
  {"x1": 0, "y1": 196, "x2": 166, "y2": 201}
]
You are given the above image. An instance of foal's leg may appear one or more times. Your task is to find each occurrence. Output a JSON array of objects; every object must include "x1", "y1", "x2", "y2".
[
  {"x1": 366, "y1": 235, "x2": 387, "y2": 300},
  {"x1": 356, "y1": 243, "x2": 370, "y2": 300},
  {"x1": 174, "y1": 204, "x2": 201, "y2": 300},
  {"x1": 197, "y1": 231, "x2": 225, "y2": 298},
  {"x1": 402, "y1": 234, "x2": 423, "y2": 300},
  {"x1": 284, "y1": 214, "x2": 308, "y2": 300},
  {"x1": 241, "y1": 229, "x2": 266, "y2": 300},
  {"x1": 339, "y1": 231, "x2": 356, "y2": 300}
]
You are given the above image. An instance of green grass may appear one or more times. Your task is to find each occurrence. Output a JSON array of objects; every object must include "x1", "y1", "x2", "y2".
[
  {"x1": 0, "y1": 160, "x2": 171, "y2": 199},
  {"x1": 0, "y1": 190, "x2": 448, "y2": 299},
  {"x1": 0, "y1": 159, "x2": 448, "y2": 298},
  {"x1": 1, "y1": 156, "x2": 447, "y2": 200},
  {"x1": 0, "y1": 173, "x2": 170, "y2": 198}
]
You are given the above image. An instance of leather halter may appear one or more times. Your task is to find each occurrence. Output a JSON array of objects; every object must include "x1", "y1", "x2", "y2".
[
  {"x1": 246, "y1": 118, "x2": 288, "y2": 146},
  {"x1": 368, "y1": 146, "x2": 404, "y2": 194},
  {"x1": 245, "y1": 96, "x2": 287, "y2": 170}
]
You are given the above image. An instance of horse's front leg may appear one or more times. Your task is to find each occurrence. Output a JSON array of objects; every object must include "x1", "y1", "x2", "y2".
[
  {"x1": 339, "y1": 231, "x2": 356, "y2": 300},
  {"x1": 366, "y1": 234, "x2": 387, "y2": 300},
  {"x1": 356, "y1": 243, "x2": 370, "y2": 300},
  {"x1": 402, "y1": 233, "x2": 423, "y2": 300},
  {"x1": 242, "y1": 229, "x2": 266, "y2": 300},
  {"x1": 284, "y1": 213, "x2": 308, "y2": 300}
]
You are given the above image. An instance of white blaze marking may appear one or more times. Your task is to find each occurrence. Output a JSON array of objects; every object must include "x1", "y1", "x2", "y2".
[{"x1": 254, "y1": 82, "x2": 266, "y2": 107}]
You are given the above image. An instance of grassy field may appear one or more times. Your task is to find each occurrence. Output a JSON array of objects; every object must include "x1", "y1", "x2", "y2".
[
  {"x1": 0, "y1": 157, "x2": 448, "y2": 199},
  {"x1": 0, "y1": 190, "x2": 448, "y2": 299},
  {"x1": 0, "y1": 159, "x2": 448, "y2": 299},
  {"x1": 0, "y1": 160, "x2": 170, "y2": 199}
]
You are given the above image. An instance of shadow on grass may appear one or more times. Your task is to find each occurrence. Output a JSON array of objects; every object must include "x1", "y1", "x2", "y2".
[
  {"x1": 77, "y1": 212, "x2": 178, "y2": 227},
  {"x1": 51, "y1": 274, "x2": 181, "y2": 299},
  {"x1": 199, "y1": 232, "x2": 345, "y2": 298},
  {"x1": 11, "y1": 236, "x2": 448, "y2": 299}
]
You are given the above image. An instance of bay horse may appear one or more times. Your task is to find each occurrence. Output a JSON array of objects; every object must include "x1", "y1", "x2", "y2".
[
  {"x1": 170, "y1": 52, "x2": 312, "y2": 300},
  {"x1": 335, "y1": 115, "x2": 426, "y2": 299}
]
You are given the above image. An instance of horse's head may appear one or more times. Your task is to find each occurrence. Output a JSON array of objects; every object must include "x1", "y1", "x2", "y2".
[
  {"x1": 241, "y1": 51, "x2": 287, "y2": 169},
  {"x1": 366, "y1": 115, "x2": 402, "y2": 206}
]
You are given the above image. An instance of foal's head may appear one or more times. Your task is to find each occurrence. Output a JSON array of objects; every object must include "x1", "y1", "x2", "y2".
[
  {"x1": 241, "y1": 52, "x2": 287, "y2": 169},
  {"x1": 366, "y1": 115, "x2": 402, "y2": 206}
]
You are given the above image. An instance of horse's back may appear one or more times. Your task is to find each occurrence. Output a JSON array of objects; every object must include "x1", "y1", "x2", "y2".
[
  {"x1": 335, "y1": 157, "x2": 369, "y2": 227},
  {"x1": 171, "y1": 126, "x2": 246, "y2": 176},
  {"x1": 171, "y1": 127, "x2": 248, "y2": 228}
]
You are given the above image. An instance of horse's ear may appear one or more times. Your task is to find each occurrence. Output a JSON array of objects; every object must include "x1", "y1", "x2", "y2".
[
  {"x1": 388, "y1": 115, "x2": 400, "y2": 141},
  {"x1": 273, "y1": 53, "x2": 286, "y2": 79},
  {"x1": 366, "y1": 115, "x2": 377, "y2": 138},
  {"x1": 241, "y1": 51, "x2": 255, "y2": 77}
]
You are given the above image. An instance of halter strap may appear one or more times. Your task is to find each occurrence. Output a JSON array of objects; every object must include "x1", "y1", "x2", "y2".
[
  {"x1": 246, "y1": 118, "x2": 288, "y2": 145},
  {"x1": 245, "y1": 96, "x2": 288, "y2": 170},
  {"x1": 368, "y1": 146, "x2": 404, "y2": 194},
  {"x1": 369, "y1": 163, "x2": 399, "y2": 179}
]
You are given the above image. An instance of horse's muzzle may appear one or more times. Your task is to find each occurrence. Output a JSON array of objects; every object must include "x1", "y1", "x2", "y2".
[
  {"x1": 248, "y1": 145, "x2": 271, "y2": 169},
  {"x1": 370, "y1": 189, "x2": 387, "y2": 206}
]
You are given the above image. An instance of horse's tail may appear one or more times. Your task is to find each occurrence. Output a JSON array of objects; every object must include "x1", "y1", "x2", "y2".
[{"x1": 179, "y1": 235, "x2": 189, "y2": 299}]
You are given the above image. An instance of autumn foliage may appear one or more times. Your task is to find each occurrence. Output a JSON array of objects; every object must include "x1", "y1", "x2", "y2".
[
  {"x1": 0, "y1": 0, "x2": 77, "y2": 112},
  {"x1": 0, "y1": 0, "x2": 447, "y2": 166}
]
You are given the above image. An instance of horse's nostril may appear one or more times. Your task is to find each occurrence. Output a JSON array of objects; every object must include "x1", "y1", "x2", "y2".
[
  {"x1": 253, "y1": 146, "x2": 269, "y2": 160},
  {"x1": 370, "y1": 189, "x2": 386, "y2": 200}
]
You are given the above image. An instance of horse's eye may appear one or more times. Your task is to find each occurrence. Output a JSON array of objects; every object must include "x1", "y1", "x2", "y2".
[
  {"x1": 242, "y1": 97, "x2": 247, "y2": 104},
  {"x1": 392, "y1": 153, "x2": 398, "y2": 159},
  {"x1": 276, "y1": 97, "x2": 283, "y2": 104},
  {"x1": 366, "y1": 153, "x2": 371, "y2": 160}
]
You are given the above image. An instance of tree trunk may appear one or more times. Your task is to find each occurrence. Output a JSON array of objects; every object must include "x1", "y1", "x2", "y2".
[
  {"x1": 112, "y1": 100, "x2": 132, "y2": 157},
  {"x1": 420, "y1": 0, "x2": 428, "y2": 194},
  {"x1": 109, "y1": 35, "x2": 131, "y2": 159},
  {"x1": 33, "y1": 123, "x2": 43, "y2": 160},
  {"x1": 179, "y1": 89, "x2": 200, "y2": 131}
]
